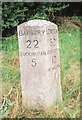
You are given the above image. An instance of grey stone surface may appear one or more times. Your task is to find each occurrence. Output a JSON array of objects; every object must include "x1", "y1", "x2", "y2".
[{"x1": 17, "y1": 19, "x2": 62, "y2": 110}]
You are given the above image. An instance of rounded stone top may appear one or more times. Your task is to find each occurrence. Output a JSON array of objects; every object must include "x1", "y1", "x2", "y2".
[
  {"x1": 18, "y1": 19, "x2": 57, "y2": 28},
  {"x1": 27, "y1": 19, "x2": 56, "y2": 26}
]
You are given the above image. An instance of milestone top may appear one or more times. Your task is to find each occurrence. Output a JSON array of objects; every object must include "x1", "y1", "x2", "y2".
[{"x1": 18, "y1": 19, "x2": 57, "y2": 28}]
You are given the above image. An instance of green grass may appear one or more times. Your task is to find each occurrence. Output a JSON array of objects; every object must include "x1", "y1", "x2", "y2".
[{"x1": 0, "y1": 24, "x2": 80, "y2": 118}]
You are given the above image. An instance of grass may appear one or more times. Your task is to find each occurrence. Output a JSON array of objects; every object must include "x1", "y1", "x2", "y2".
[{"x1": 0, "y1": 23, "x2": 80, "y2": 118}]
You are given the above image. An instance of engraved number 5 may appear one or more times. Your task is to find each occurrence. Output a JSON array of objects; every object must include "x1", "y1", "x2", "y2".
[{"x1": 31, "y1": 59, "x2": 37, "y2": 67}]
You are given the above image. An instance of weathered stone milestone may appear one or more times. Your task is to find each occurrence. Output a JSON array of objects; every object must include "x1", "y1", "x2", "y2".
[{"x1": 17, "y1": 19, "x2": 62, "y2": 110}]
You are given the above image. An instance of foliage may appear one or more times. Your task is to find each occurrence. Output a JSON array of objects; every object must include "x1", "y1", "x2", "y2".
[
  {"x1": 2, "y1": 2, "x2": 34, "y2": 30},
  {"x1": 2, "y1": 2, "x2": 69, "y2": 31}
]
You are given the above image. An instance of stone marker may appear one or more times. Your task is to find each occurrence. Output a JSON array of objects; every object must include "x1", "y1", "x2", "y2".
[{"x1": 17, "y1": 19, "x2": 62, "y2": 110}]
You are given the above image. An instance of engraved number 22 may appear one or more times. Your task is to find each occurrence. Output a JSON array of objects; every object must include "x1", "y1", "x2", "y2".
[{"x1": 26, "y1": 40, "x2": 38, "y2": 48}]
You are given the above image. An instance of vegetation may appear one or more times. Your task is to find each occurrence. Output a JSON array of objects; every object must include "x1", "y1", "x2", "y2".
[
  {"x1": 1, "y1": 2, "x2": 81, "y2": 119},
  {"x1": 1, "y1": 23, "x2": 80, "y2": 118},
  {"x1": 2, "y1": 2, "x2": 81, "y2": 36},
  {"x1": 2, "y1": 3, "x2": 68, "y2": 30}
]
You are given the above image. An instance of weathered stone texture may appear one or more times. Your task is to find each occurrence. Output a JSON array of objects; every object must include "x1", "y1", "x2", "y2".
[{"x1": 17, "y1": 19, "x2": 62, "y2": 109}]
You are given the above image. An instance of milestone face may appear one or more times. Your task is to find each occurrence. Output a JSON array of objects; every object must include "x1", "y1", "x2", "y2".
[{"x1": 17, "y1": 20, "x2": 62, "y2": 109}]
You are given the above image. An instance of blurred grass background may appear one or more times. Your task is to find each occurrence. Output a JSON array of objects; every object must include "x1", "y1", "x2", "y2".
[{"x1": 0, "y1": 20, "x2": 80, "y2": 118}]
